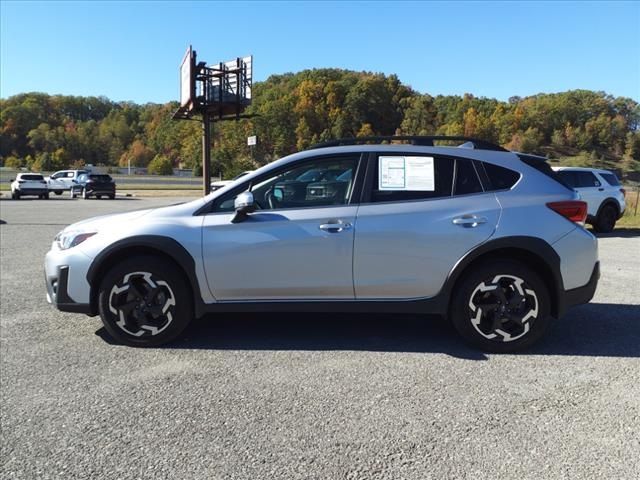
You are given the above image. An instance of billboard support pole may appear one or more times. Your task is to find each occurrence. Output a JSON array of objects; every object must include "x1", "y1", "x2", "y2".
[{"x1": 202, "y1": 111, "x2": 211, "y2": 196}]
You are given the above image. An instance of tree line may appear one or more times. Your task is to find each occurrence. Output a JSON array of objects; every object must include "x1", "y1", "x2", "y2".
[{"x1": 1, "y1": 68, "x2": 639, "y2": 178}]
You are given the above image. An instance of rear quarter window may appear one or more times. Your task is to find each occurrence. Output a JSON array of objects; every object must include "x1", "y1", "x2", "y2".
[
  {"x1": 600, "y1": 173, "x2": 620, "y2": 186},
  {"x1": 482, "y1": 163, "x2": 520, "y2": 191}
]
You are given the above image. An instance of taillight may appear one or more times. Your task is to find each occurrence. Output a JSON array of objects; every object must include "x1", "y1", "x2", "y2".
[
  {"x1": 547, "y1": 201, "x2": 588, "y2": 224},
  {"x1": 620, "y1": 188, "x2": 626, "y2": 198}
]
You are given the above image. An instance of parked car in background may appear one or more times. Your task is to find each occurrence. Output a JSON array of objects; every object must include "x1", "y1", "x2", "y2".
[
  {"x1": 10, "y1": 173, "x2": 49, "y2": 199},
  {"x1": 552, "y1": 167, "x2": 626, "y2": 233},
  {"x1": 210, "y1": 171, "x2": 254, "y2": 192},
  {"x1": 46, "y1": 169, "x2": 89, "y2": 195},
  {"x1": 45, "y1": 136, "x2": 599, "y2": 352},
  {"x1": 70, "y1": 173, "x2": 116, "y2": 199}
]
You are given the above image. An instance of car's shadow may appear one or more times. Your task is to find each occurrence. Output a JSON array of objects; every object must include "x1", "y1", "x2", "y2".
[{"x1": 96, "y1": 302, "x2": 640, "y2": 359}]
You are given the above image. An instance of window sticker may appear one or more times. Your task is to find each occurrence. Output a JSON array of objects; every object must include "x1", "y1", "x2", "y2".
[{"x1": 378, "y1": 156, "x2": 434, "y2": 191}]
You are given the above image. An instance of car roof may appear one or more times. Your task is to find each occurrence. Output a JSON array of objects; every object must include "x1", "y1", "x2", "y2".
[{"x1": 552, "y1": 166, "x2": 614, "y2": 174}]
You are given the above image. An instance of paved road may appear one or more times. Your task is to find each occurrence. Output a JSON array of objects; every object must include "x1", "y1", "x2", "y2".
[{"x1": 1, "y1": 197, "x2": 639, "y2": 479}]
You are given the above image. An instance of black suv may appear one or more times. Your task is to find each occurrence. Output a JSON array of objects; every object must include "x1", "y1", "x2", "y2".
[{"x1": 71, "y1": 173, "x2": 116, "y2": 199}]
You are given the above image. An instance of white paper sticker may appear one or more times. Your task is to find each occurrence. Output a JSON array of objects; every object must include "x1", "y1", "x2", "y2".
[{"x1": 378, "y1": 156, "x2": 435, "y2": 191}]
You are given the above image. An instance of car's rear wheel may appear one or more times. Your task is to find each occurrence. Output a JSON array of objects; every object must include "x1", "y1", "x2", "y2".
[
  {"x1": 593, "y1": 204, "x2": 617, "y2": 233},
  {"x1": 98, "y1": 256, "x2": 193, "y2": 347},
  {"x1": 450, "y1": 260, "x2": 550, "y2": 353}
]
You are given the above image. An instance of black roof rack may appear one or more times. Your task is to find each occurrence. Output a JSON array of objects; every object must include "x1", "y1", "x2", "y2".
[{"x1": 309, "y1": 135, "x2": 508, "y2": 152}]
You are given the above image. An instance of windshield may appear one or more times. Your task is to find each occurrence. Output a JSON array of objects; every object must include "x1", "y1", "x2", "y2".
[{"x1": 21, "y1": 174, "x2": 44, "y2": 181}]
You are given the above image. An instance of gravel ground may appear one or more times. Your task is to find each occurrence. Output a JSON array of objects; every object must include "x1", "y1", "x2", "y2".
[{"x1": 1, "y1": 197, "x2": 639, "y2": 480}]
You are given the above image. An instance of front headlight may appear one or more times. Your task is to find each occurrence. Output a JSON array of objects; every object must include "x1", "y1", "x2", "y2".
[{"x1": 55, "y1": 230, "x2": 97, "y2": 250}]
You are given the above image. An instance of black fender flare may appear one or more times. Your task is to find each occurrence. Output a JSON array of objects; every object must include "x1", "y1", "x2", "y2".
[
  {"x1": 86, "y1": 235, "x2": 205, "y2": 317},
  {"x1": 438, "y1": 236, "x2": 565, "y2": 318}
]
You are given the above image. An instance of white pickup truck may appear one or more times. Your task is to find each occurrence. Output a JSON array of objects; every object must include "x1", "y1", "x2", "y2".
[{"x1": 46, "y1": 169, "x2": 89, "y2": 194}]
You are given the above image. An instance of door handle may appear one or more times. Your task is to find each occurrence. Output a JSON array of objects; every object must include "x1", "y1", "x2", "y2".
[
  {"x1": 319, "y1": 222, "x2": 352, "y2": 233},
  {"x1": 452, "y1": 215, "x2": 488, "y2": 228}
]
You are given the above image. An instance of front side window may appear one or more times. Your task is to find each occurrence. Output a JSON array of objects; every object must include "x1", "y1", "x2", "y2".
[
  {"x1": 371, "y1": 155, "x2": 454, "y2": 203},
  {"x1": 213, "y1": 155, "x2": 359, "y2": 212}
]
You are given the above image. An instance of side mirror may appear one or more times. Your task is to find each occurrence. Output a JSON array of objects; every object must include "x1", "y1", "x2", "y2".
[{"x1": 231, "y1": 191, "x2": 255, "y2": 223}]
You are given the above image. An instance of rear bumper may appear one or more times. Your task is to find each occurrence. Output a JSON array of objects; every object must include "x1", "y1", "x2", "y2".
[
  {"x1": 16, "y1": 188, "x2": 48, "y2": 195},
  {"x1": 557, "y1": 261, "x2": 599, "y2": 317}
]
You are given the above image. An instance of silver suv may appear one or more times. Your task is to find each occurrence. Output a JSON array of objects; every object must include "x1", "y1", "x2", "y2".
[{"x1": 44, "y1": 136, "x2": 599, "y2": 352}]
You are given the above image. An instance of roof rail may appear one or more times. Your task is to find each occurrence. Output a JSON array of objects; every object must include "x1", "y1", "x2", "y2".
[{"x1": 309, "y1": 135, "x2": 508, "y2": 152}]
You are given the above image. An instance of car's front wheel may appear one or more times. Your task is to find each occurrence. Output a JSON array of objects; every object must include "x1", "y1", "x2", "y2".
[
  {"x1": 98, "y1": 256, "x2": 193, "y2": 347},
  {"x1": 450, "y1": 260, "x2": 550, "y2": 353}
]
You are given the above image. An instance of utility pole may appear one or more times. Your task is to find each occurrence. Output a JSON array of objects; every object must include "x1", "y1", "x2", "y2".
[{"x1": 202, "y1": 111, "x2": 212, "y2": 195}]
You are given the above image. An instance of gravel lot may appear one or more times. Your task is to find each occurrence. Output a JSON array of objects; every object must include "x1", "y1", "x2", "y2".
[{"x1": 1, "y1": 196, "x2": 639, "y2": 480}]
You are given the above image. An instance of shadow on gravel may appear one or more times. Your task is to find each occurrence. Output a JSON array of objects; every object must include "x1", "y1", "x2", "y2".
[
  {"x1": 593, "y1": 228, "x2": 640, "y2": 238},
  {"x1": 96, "y1": 302, "x2": 640, "y2": 359}
]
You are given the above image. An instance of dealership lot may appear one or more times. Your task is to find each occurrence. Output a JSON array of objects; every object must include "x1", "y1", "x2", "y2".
[{"x1": 1, "y1": 197, "x2": 639, "y2": 479}]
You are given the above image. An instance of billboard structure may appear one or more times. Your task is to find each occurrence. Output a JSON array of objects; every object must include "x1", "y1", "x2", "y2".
[{"x1": 173, "y1": 46, "x2": 253, "y2": 194}]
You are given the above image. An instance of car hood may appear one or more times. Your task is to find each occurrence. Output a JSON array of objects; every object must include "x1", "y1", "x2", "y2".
[{"x1": 63, "y1": 198, "x2": 206, "y2": 233}]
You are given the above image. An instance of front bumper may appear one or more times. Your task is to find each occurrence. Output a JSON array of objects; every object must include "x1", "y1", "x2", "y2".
[
  {"x1": 45, "y1": 245, "x2": 96, "y2": 316},
  {"x1": 45, "y1": 265, "x2": 94, "y2": 314}
]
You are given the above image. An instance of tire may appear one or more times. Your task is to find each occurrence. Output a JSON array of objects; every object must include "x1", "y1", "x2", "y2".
[
  {"x1": 450, "y1": 260, "x2": 551, "y2": 353},
  {"x1": 82, "y1": 188, "x2": 89, "y2": 200},
  {"x1": 44, "y1": 192, "x2": 50, "y2": 199},
  {"x1": 98, "y1": 256, "x2": 193, "y2": 347},
  {"x1": 593, "y1": 204, "x2": 617, "y2": 233},
  {"x1": 97, "y1": 195, "x2": 102, "y2": 199},
  {"x1": 108, "y1": 194, "x2": 115, "y2": 200},
  {"x1": 54, "y1": 191, "x2": 62, "y2": 196}
]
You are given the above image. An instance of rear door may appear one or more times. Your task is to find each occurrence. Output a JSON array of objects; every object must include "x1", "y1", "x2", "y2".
[
  {"x1": 353, "y1": 154, "x2": 500, "y2": 299},
  {"x1": 575, "y1": 171, "x2": 603, "y2": 216}
]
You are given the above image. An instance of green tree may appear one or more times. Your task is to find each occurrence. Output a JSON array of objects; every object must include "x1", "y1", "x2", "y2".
[{"x1": 147, "y1": 154, "x2": 173, "y2": 175}]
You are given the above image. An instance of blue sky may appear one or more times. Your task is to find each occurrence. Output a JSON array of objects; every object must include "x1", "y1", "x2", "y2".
[{"x1": 1, "y1": 1, "x2": 639, "y2": 103}]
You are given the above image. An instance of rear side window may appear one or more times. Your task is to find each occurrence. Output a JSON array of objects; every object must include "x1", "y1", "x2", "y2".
[
  {"x1": 454, "y1": 159, "x2": 483, "y2": 195},
  {"x1": 482, "y1": 163, "x2": 520, "y2": 191},
  {"x1": 575, "y1": 172, "x2": 600, "y2": 188},
  {"x1": 371, "y1": 155, "x2": 454, "y2": 203},
  {"x1": 600, "y1": 172, "x2": 620, "y2": 186}
]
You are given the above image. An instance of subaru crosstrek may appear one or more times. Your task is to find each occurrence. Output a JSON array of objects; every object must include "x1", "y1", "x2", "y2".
[{"x1": 44, "y1": 136, "x2": 599, "y2": 352}]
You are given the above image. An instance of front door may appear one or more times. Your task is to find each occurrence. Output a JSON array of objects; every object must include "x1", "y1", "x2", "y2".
[{"x1": 201, "y1": 154, "x2": 362, "y2": 301}]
